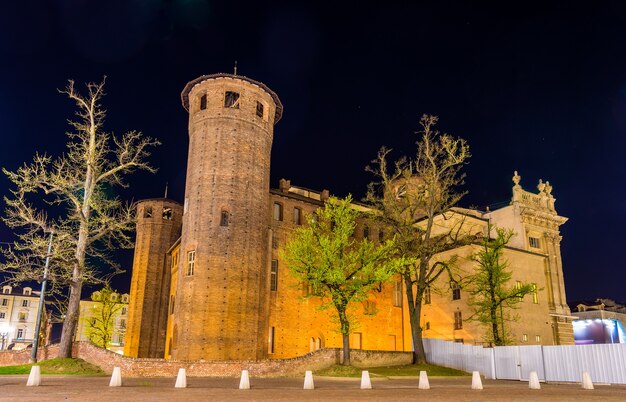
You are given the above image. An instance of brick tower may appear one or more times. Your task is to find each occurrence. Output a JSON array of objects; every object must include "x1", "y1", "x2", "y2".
[
  {"x1": 125, "y1": 198, "x2": 183, "y2": 357},
  {"x1": 172, "y1": 73, "x2": 283, "y2": 360}
]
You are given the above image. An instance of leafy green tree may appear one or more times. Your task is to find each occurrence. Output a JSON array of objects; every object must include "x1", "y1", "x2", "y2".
[
  {"x1": 365, "y1": 114, "x2": 472, "y2": 364},
  {"x1": 2, "y1": 79, "x2": 159, "y2": 357},
  {"x1": 283, "y1": 196, "x2": 407, "y2": 366},
  {"x1": 84, "y1": 284, "x2": 124, "y2": 349},
  {"x1": 467, "y1": 226, "x2": 534, "y2": 346}
]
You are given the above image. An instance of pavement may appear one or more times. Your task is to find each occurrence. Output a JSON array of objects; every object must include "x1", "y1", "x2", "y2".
[{"x1": 1, "y1": 375, "x2": 625, "y2": 401}]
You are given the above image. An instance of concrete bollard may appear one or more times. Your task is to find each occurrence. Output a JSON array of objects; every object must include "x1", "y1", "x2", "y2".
[
  {"x1": 471, "y1": 371, "x2": 483, "y2": 390},
  {"x1": 26, "y1": 365, "x2": 41, "y2": 387},
  {"x1": 418, "y1": 370, "x2": 430, "y2": 390},
  {"x1": 303, "y1": 370, "x2": 315, "y2": 390},
  {"x1": 175, "y1": 368, "x2": 187, "y2": 388},
  {"x1": 582, "y1": 371, "x2": 594, "y2": 390},
  {"x1": 360, "y1": 370, "x2": 372, "y2": 389},
  {"x1": 528, "y1": 371, "x2": 541, "y2": 389},
  {"x1": 109, "y1": 367, "x2": 122, "y2": 387},
  {"x1": 239, "y1": 369, "x2": 250, "y2": 390}
]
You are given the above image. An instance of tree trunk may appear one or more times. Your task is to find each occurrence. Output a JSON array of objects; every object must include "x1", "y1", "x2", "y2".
[
  {"x1": 58, "y1": 279, "x2": 83, "y2": 357},
  {"x1": 337, "y1": 306, "x2": 351, "y2": 366},
  {"x1": 404, "y1": 273, "x2": 427, "y2": 364}
]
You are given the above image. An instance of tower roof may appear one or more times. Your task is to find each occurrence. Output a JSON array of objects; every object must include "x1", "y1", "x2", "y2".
[{"x1": 180, "y1": 73, "x2": 283, "y2": 123}]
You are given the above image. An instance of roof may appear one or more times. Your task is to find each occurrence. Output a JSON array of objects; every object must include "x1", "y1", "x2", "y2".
[{"x1": 180, "y1": 73, "x2": 283, "y2": 123}]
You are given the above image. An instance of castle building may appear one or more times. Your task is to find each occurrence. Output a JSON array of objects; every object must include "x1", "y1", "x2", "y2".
[{"x1": 125, "y1": 73, "x2": 575, "y2": 360}]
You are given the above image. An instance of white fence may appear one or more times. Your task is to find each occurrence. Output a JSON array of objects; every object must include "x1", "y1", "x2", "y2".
[{"x1": 423, "y1": 338, "x2": 626, "y2": 384}]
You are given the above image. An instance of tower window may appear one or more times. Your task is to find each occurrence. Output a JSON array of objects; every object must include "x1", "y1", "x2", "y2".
[
  {"x1": 451, "y1": 282, "x2": 461, "y2": 300},
  {"x1": 270, "y1": 259, "x2": 278, "y2": 291},
  {"x1": 425, "y1": 321, "x2": 430, "y2": 330},
  {"x1": 224, "y1": 91, "x2": 240, "y2": 108},
  {"x1": 423, "y1": 286, "x2": 431, "y2": 304},
  {"x1": 143, "y1": 206, "x2": 152, "y2": 218},
  {"x1": 200, "y1": 94, "x2": 207, "y2": 110},
  {"x1": 273, "y1": 203, "x2": 283, "y2": 221},
  {"x1": 162, "y1": 207, "x2": 172, "y2": 220},
  {"x1": 531, "y1": 283, "x2": 538, "y2": 304},
  {"x1": 186, "y1": 251, "x2": 196, "y2": 276},
  {"x1": 363, "y1": 226, "x2": 370, "y2": 240},
  {"x1": 454, "y1": 311, "x2": 463, "y2": 330},
  {"x1": 293, "y1": 207, "x2": 302, "y2": 225},
  {"x1": 393, "y1": 280, "x2": 402, "y2": 307},
  {"x1": 528, "y1": 236, "x2": 540, "y2": 249},
  {"x1": 220, "y1": 210, "x2": 229, "y2": 227},
  {"x1": 378, "y1": 229, "x2": 384, "y2": 243},
  {"x1": 256, "y1": 101, "x2": 264, "y2": 118}
]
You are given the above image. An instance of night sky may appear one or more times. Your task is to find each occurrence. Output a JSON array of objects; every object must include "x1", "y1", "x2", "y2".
[{"x1": 1, "y1": 1, "x2": 625, "y2": 304}]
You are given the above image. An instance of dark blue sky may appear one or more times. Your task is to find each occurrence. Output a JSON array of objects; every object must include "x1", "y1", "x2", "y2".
[{"x1": 1, "y1": 1, "x2": 625, "y2": 303}]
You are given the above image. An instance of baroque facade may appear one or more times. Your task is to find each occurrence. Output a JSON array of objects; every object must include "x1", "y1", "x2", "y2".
[
  {"x1": 0, "y1": 285, "x2": 49, "y2": 350},
  {"x1": 125, "y1": 73, "x2": 574, "y2": 360}
]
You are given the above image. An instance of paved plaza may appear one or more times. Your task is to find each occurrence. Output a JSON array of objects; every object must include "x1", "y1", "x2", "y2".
[{"x1": 1, "y1": 375, "x2": 625, "y2": 401}]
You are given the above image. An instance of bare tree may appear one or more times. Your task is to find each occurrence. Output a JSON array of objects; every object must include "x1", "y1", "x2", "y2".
[
  {"x1": 83, "y1": 284, "x2": 124, "y2": 349},
  {"x1": 365, "y1": 114, "x2": 471, "y2": 364},
  {"x1": 2, "y1": 78, "x2": 159, "y2": 358}
]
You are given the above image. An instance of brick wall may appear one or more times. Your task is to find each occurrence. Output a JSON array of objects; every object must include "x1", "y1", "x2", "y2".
[{"x1": 0, "y1": 342, "x2": 412, "y2": 377}]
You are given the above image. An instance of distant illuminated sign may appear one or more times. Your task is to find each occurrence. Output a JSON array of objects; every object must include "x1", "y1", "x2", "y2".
[{"x1": 573, "y1": 319, "x2": 626, "y2": 344}]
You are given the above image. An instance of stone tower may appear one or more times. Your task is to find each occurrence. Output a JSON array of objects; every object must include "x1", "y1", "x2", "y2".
[
  {"x1": 125, "y1": 198, "x2": 183, "y2": 357},
  {"x1": 172, "y1": 73, "x2": 283, "y2": 360}
]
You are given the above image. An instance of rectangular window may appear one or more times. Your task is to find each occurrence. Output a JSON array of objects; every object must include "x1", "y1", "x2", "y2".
[
  {"x1": 528, "y1": 236, "x2": 540, "y2": 248},
  {"x1": 363, "y1": 226, "x2": 369, "y2": 240},
  {"x1": 143, "y1": 206, "x2": 152, "y2": 218},
  {"x1": 268, "y1": 326, "x2": 275, "y2": 354},
  {"x1": 452, "y1": 282, "x2": 461, "y2": 300},
  {"x1": 200, "y1": 94, "x2": 207, "y2": 110},
  {"x1": 522, "y1": 334, "x2": 528, "y2": 342},
  {"x1": 293, "y1": 207, "x2": 301, "y2": 225},
  {"x1": 270, "y1": 259, "x2": 278, "y2": 291},
  {"x1": 120, "y1": 319, "x2": 126, "y2": 329},
  {"x1": 535, "y1": 335, "x2": 541, "y2": 343},
  {"x1": 424, "y1": 286, "x2": 431, "y2": 304},
  {"x1": 22, "y1": 300, "x2": 28, "y2": 307},
  {"x1": 273, "y1": 202, "x2": 283, "y2": 221},
  {"x1": 1, "y1": 299, "x2": 7, "y2": 306},
  {"x1": 378, "y1": 229, "x2": 384, "y2": 243},
  {"x1": 272, "y1": 233, "x2": 278, "y2": 249},
  {"x1": 119, "y1": 334, "x2": 125, "y2": 346},
  {"x1": 363, "y1": 300, "x2": 376, "y2": 315},
  {"x1": 121, "y1": 307, "x2": 127, "y2": 315},
  {"x1": 256, "y1": 101, "x2": 264, "y2": 118},
  {"x1": 0, "y1": 312, "x2": 5, "y2": 319},
  {"x1": 186, "y1": 251, "x2": 196, "y2": 276},
  {"x1": 17, "y1": 329, "x2": 24, "y2": 339},
  {"x1": 454, "y1": 311, "x2": 463, "y2": 330},
  {"x1": 224, "y1": 91, "x2": 240, "y2": 108},
  {"x1": 531, "y1": 283, "x2": 538, "y2": 304},
  {"x1": 220, "y1": 210, "x2": 229, "y2": 226},
  {"x1": 516, "y1": 280, "x2": 523, "y2": 301},
  {"x1": 18, "y1": 312, "x2": 27, "y2": 321},
  {"x1": 393, "y1": 280, "x2": 402, "y2": 307},
  {"x1": 425, "y1": 321, "x2": 430, "y2": 330}
]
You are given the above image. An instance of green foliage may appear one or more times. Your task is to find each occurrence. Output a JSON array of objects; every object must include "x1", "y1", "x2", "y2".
[
  {"x1": 467, "y1": 226, "x2": 535, "y2": 345},
  {"x1": 0, "y1": 358, "x2": 104, "y2": 375},
  {"x1": 283, "y1": 195, "x2": 407, "y2": 365},
  {"x1": 83, "y1": 284, "x2": 124, "y2": 349}
]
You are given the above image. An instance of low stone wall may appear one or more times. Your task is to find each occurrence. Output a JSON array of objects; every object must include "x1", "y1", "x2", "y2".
[
  {"x1": 0, "y1": 345, "x2": 57, "y2": 366},
  {"x1": 0, "y1": 342, "x2": 413, "y2": 377}
]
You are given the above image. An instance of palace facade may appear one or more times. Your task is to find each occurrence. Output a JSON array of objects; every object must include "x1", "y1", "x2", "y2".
[{"x1": 124, "y1": 73, "x2": 574, "y2": 360}]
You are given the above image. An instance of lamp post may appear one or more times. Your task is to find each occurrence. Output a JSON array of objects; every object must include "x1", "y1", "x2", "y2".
[{"x1": 30, "y1": 233, "x2": 53, "y2": 363}]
